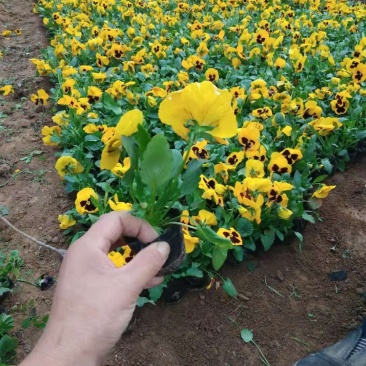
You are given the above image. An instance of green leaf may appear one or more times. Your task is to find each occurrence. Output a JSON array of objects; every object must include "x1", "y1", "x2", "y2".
[
  {"x1": 21, "y1": 317, "x2": 32, "y2": 329},
  {"x1": 0, "y1": 288, "x2": 10, "y2": 297},
  {"x1": 240, "y1": 329, "x2": 253, "y2": 343},
  {"x1": 212, "y1": 247, "x2": 228, "y2": 270},
  {"x1": 307, "y1": 197, "x2": 323, "y2": 210},
  {"x1": 302, "y1": 212, "x2": 315, "y2": 224},
  {"x1": 294, "y1": 231, "x2": 303, "y2": 242},
  {"x1": 0, "y1": 206, "x2": 9, "y2": 216},
  {"x1": 88, "y1": 214, "x2": 99, "y2": 225},
  {"x1": 293, "y1": 170, "x2": 302, "y2": 188},
  {"x1": 351, "y1": 106, "x2": 363, "y2": 119},
  {"x1": 0, "y1": 335, "x2": 17, "y2": 361},
  {"x1": 232, "y1": 246, "x2": 244, "y2": 262},
  {"x1": 122, "y1": 136, "x2": 138, "y2": 168},
  {"x1": 356, "y1": 130, "x2": 366, "y2": 140},
  {"x1": 223, "y1": 278, "x2": 237, "y2": 297},
  {"x1": 313, "y1": 174, "x2": 328, "y2": 184},
  {"x1": 140, "y1": 135, "x2": 174, "y2": 193},
  {"x1": 275, "y1": 229, "x2": 284, "y2": 241},
  {"x1": 195, "y1": 225, "x2": 232, "y2": 248},
  {"x1": 186, "y1": 267, "x2": 203, "y2": 278},
  {"x1": 274, "y1": 113, "x2": 285, "y2": 125},
  {"x1": 247, "y1": 260, "x2": 256, "y2": 272},
  {"x1": 321, "y1": 158, "x2": 333, "y2": 174},
  {"x1": 0, "y1": 314, "x2": 14, "y2": 333},
  {"x1": 135, "y1": 124, "x2": 151, "y2": 153},
  {"x1": 170, "y1": 150, "x2": 184, "y2": 180},
  {"x1": 136, "y1": 296, "x2": 155, "y2": 307},
  {"x1": 244, "y1": 237, "x2": 256, "y2": 251},
  {"x1": 236, "y1": 218, "x2": 253, "y2": 237},
  {"x1": 260, "y1": 229, "x2": 275, "y2": 251},
  {"x1": 181, "y1": 159, "x2": 205, "y2": 195},
  {"x1": 84, "y1": 135, "x2": 100, "y2": 142},
  {"x1": 103, "y1": 93, "x2": 122, "y2": 115},
  {"x1": 148, "y1": 283, "x2": 166, "y2": 302}
]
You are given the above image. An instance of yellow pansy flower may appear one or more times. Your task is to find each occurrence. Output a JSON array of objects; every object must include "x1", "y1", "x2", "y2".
[
  {"x1": 312, "y1": 185, "x2": 336, "y2": 199},
  {"x1": 58, "y1": 215, "x2": 76, "y2": 230},
  {"x1": 75, "y1": 188, "x2": 99, "y2": 215},
  {"x1": 108, "y1": 194, "x2": 132, "y2": 212},
  {"x1": 159, "y1": 81, "x2": 237, "y2": 140},
  {"x1": 55, "y1": 156, "x2": 84, "y2": 178}
]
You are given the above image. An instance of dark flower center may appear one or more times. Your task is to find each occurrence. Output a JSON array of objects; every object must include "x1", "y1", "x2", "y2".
[{"x1": 80, "y1": 199, "x2": 96, "y2": 211}]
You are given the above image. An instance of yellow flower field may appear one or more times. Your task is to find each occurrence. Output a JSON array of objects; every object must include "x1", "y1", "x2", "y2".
[{"x1": 28, "y1": 0, "x2": 366, "y2": 301}]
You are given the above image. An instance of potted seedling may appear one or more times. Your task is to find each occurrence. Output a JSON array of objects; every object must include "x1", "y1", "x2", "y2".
[{"x1": 97, "y1": 81, "x2": 239, "y2": 299}]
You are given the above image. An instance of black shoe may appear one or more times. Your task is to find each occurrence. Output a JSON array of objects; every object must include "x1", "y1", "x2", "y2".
[{"x1": 294, "y1": 319, "x2": 366, "y2": 366}]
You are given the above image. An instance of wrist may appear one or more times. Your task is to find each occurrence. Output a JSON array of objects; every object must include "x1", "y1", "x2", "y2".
[{"x1": 20, "y1": 328, "x2": 100, "y2": 366}]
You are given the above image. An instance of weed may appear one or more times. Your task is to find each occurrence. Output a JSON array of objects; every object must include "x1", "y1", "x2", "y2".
[
  {"x1": 20, "y1": 150, "x2": 44, "y2": 164},
  {"x1": 229, "y1": 317, "x2": 271, "y2": 366},
  {"x1": 32, "y1": 169, "x2": 48, "y2": 183},
  {"x1": 263, "y1": 277, "x2": 285, "y2": 298},
  {"x1": 289, "y1": 284, "x2": 301, "y2": 300}
]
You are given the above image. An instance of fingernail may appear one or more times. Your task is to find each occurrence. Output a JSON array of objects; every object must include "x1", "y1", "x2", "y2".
[{"x1": 155, "y1": 241, "x2": 170, "y2": 257}]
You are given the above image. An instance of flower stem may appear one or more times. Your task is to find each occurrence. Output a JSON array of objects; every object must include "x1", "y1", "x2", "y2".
[
  {"x1": 252, "y1": 340, "x2": 271, "y2": 366},
  {"x1": 16, "y1": 279, "x2": 38, "y2": 287},
  {"x1": 165, "y1": 221, "x2": 197, "y2": 230},
  {"x1": 180, "y1": 131, "x2": 196, "y2": 172}
]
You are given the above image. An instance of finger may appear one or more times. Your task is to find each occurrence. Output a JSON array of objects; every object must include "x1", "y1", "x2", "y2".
[
  {"x1": 121, "y1": 241, "x2": 170, "y2": 290},
  {"x1": 144, "y1": 276, "x2": 164, "y2": 289},
  {"x1": 82, "y1": 211, "x2": 158, "y2": 253}
]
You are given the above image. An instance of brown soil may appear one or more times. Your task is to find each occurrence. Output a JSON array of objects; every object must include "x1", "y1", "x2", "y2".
[{"x1": 0, "y1": 1, "x2": 365, "y2": 366}]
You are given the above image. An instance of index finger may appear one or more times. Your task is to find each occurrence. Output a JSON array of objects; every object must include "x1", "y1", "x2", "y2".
[{"x1": 82, "y1": 211, "x2": 159, "y2": 253}]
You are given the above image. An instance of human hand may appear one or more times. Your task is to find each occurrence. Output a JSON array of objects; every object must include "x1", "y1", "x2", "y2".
[{"x1": 21, "y1": 211, "x2": 170, "y2": 366}]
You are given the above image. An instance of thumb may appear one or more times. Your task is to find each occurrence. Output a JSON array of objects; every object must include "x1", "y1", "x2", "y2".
[{"x1": 121, "y1": 241, "x2": 170, "y2": 290}]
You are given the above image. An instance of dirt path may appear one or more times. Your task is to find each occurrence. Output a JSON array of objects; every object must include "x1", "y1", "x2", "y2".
[
  {"x1": 1, "y1": 1, "x2": 365, "y2": 365},
  {"x1": 0, "y1": 0, "x2": 66, "y2": 355}
]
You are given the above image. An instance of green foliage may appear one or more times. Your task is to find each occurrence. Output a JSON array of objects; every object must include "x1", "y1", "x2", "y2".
[
  {"x1": 0, "y1": 315, "x2": 16, "y2": 365},
  {"x1": 31, "y1": 0, "x2": 366, "y2": 305},
  {"x1": 0, "y1": 251, "x2": 23, "y2": 298}
]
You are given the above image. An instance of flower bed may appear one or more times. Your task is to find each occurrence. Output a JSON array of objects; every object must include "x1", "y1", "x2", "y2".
[{"x1": 31, "y1": 0, "x2": 366, "y2": 302}]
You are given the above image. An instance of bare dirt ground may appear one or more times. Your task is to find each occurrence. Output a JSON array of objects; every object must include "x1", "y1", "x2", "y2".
[{"x1": 0, "y1": 1, "x2": 365, "y2": 365}]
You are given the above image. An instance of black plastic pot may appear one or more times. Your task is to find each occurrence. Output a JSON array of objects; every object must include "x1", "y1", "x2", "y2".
[
  {"x1": 184, "y1": 274, "x2": 210, "y2": 291},
  {"x1": 125, "y1": 209, "x2": 186, "y2": 276},
  {"x1": 162, "y1": 278, "x2": 187, "y2": 304},
  {"x1": 0, "y1": 278, "x2": 14, "y2": 305}
]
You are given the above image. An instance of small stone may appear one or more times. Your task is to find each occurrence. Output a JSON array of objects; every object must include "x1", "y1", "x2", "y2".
[
  {"x1": 51, "y1": 236, "x2": 59, "y2": 243},
  {"x1": 325, "y1": 259, "x2": 330, "y2": 264},
  {"x1": 276, "y1": 270, "x2": 284, "y2": 282},
  {"x1": 0, "y1": 164, "x2": 10, "y2": 176},
  {"x1": 1, "y1": 235, "x2": 12, "y2": 242},
  {"x1": 356, "y1": 287, "x2": 364, "y2": 295},
  {"x1": 24, "y1": 343, "x2": 32, "y2": 354},
  {"x1": 199, "y1": 294, "x2": 205, "y2": 300},
  {"x1": 328, "y1": 270, "x2": 347, "y2": 281},
  {"x1": 238, "y1": 294, "x2": 249, "y2": 301},
  {"x1": 199, "y1": 300, "x2": 205, "y2": 306}
]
